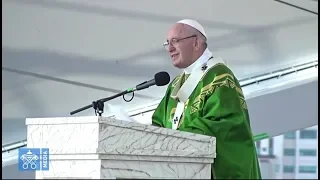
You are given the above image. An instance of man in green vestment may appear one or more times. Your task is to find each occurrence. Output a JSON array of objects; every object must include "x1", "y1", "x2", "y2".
[{"x1": 152, "y1": 19, "x2": 262, "y2": 179}]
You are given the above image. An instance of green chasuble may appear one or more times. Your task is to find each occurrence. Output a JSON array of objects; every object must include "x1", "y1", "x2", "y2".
[{"x1": 152, "y1": 63, "x2": 261, "y2": 179}]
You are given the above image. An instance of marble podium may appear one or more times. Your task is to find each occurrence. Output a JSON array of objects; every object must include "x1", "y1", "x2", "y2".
[{"x1": 26, "y1": 116, "x2": 216, "y2": 179}]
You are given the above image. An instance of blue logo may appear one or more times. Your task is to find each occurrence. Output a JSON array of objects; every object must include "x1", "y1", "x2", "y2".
[{"x1": 18, "y1": 148, "x2": 49, "y2": 171}]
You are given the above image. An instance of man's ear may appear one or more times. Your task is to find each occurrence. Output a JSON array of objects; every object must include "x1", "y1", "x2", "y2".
[{"x1": 194, "y1": 37, "x2": 200, "y2": 51}]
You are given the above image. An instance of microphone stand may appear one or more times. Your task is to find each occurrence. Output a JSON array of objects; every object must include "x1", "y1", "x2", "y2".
[
  {"x1": 69, "y1": 77, "x2": 160, "y2": 116},
  {"x1": 70, "y1": 90, "x2": 132, "y2": 116}
]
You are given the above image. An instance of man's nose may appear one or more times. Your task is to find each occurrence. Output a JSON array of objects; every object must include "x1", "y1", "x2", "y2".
[{"x1": 168, "y1": 44, "x2": 175, "y2": 52}]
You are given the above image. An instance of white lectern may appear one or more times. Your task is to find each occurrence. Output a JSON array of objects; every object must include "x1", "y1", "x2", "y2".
[{"x1": 26, "y1": 116, "x2": 216, "y2": 179}]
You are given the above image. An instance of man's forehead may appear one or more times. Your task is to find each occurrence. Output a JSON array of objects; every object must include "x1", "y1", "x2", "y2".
[{"x1": 167, "y1": 23, "x2": 187, "y2": 38}]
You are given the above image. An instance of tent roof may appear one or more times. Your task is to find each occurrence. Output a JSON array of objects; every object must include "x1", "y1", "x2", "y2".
[{"x1": 2, "y1": 0, "x2": 318, "y2": 144}]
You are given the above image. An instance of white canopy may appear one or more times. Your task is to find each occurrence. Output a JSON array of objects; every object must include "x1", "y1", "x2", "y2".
[{"x1": 2, "y1": 0, "x2": 318, "y2": 146}]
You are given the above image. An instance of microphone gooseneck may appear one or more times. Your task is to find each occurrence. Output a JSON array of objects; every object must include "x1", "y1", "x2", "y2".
[
  {"x1": 70, "y1": 71, "x2": 171, "y2": 116},
  {"x1": 135, "y1": 71, "x2": 170, "y2": 91}
]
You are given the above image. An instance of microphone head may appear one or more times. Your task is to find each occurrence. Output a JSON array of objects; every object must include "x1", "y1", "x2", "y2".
[{"x1": 154, "y1": 71, "x2": 170, "y2": 86}]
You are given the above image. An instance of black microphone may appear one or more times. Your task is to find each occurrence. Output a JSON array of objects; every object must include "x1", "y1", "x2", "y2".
[
  {"x1": 131, "y1": 71, "x2": 170, "y2": 92},
  {"x1": 70, "y1": 71, "x2": 170, "y2": 115}
]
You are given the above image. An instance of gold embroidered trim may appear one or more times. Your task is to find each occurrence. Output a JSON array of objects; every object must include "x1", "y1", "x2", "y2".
[
  {"x1": 172, "y1": 74, "x2": 183, "y2": 87},
  {"x1": 190, "y1": 73, "x2": 247, "y2": 114},
  {"x1": 170, "y1": 108, "x2": 176, "y2": 120},
  {"x1": 239, "y1": 96, "x2": 248, "y2": 109},
  {"x1": 169, "y1": 64, "x2": 247, "y2": 123}
]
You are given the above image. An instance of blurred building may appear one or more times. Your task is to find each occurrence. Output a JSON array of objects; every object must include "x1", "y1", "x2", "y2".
[{"x1": 256, "y1": 125, "x2": 318, "y2": 179}]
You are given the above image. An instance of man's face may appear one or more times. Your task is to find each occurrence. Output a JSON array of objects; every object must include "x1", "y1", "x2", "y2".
[{"x1": 166, "y1": 24, "x2": 196, "y2": 69}]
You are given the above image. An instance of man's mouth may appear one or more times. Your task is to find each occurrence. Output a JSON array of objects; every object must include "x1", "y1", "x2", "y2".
[{"x1": 171, "y1": 53, "x2": 179, "y2": 58}]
